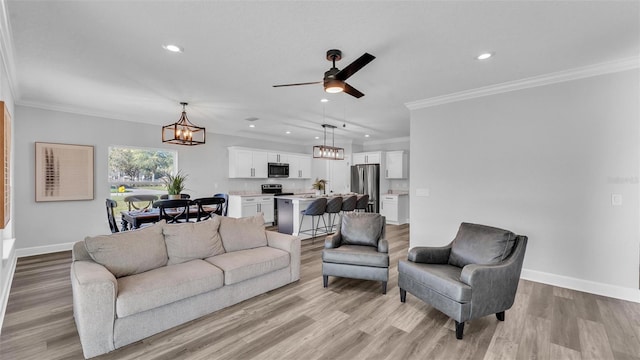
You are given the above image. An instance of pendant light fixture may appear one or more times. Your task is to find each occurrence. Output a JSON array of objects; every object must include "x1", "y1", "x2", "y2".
[
  {"x1": 162, "y1": 102, "x2": 206, "y2": 146},
  {"x1": 313, "y1": 124, "x2": 344, "y2": 160}
]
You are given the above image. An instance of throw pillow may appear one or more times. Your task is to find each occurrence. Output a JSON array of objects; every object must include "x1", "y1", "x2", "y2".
[
  {"x1": 84, "y1": 221, "x2": 168, "y2": 278},
  {"x1": 341, "y1": 213, "x2": 383, "y2": 247},
  {"x1": 163, "y1": 217, "x2": 225, "y2": 265},
  {"x1": 448, "y1": 222, "x2": 517, "y2": 268},
  {"x1": 218, "y1": 214, "x2": 267, "y2": 252}
]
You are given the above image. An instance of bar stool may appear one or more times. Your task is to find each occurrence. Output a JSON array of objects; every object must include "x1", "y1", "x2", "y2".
[
  {"x1": 324, "y1": 196, "x2": 342, "y2": 233},
  {"x1": 341, "y1": 195, "x2": 357, "y2": 214},
  {"x1": 299, "y1": 197, "x2": 328, "y2": 242},
  {"x1": 355, "y1": 194, "x2": 370, "y2": 212}
]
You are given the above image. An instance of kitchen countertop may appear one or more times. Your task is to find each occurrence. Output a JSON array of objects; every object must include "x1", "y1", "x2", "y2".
[{"x1": 228, "y1": 193, "x2": 274, "y2": 197}]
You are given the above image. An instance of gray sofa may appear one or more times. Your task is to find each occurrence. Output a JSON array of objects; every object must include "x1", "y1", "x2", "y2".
[{"x1": 71, "y1": 214, "x2": 300, "y2": 358}]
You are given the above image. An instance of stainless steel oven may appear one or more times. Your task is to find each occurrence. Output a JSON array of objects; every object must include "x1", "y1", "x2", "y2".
[
  {"x1": 268, "y1": 163, "x2": 289, "y2": 178},
  {"x1": 262, "y1": 184, "x2": 293, "y2": 226}
]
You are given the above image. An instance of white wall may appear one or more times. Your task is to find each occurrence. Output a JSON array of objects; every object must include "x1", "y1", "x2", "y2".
[
  {"x1": 409, "y1": 69, "x2": 639, "y2": 300},
  {"x1": 13, "y1": 105, "x2": 311, "y2": 252}
]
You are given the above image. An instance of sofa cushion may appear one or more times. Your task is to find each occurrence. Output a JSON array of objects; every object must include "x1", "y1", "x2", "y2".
[
  {"x1": 84, "y1": 221, "x2": 168, "y2": 278},
  {"x1": 163, "y1": 217, "x2": 225, "y2": 265},
  {"x1": 322, "y1": 245, "x2": 389, "y2": 268},
  {"x1": 116, "y1": 259, "x2": 224, "y2": 318},
  {"x1": 205, "y1": 247, "x2": 289, "y2": 285},
  {"x1": 398, "y1": 260, "x2": 471, "y2": 303},
  {"x1": 340, "y1": 213, "x2": 383, "y2": 247},
  {"x1": 448, "y1": 222, "x2": 517, "y2": 268},
  {"x1": 218, "y1": 214, "x2": 267, "y2": 252}
]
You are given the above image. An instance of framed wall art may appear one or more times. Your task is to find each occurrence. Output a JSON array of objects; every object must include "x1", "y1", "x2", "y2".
[{"x1": 35, "y1": 142, "x2": 94, "y2": 202}]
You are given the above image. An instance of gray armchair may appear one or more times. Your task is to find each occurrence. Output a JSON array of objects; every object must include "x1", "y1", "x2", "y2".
[
  {"x1": 322, "y1": 213, "x2": 389, "y2": 294},
  {"x1": 398, "y1": 222, "x2": 528, "y2": 339}
]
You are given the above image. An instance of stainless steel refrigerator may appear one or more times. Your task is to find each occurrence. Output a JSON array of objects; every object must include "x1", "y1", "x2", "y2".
[{"x1": 350, "y1": 164, "x2": 380, "y2": 213}]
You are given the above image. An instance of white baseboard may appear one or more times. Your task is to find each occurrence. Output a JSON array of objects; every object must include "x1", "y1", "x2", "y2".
[
  {"x1": 0, "y1": 239, "x2": 17, "y2": 334},
  {"x1": 521, "y1": 268, "x2": 640, "y2": 303},
  {"x1": 15, "y1": 242, "x2": 75, "y2": 258}
]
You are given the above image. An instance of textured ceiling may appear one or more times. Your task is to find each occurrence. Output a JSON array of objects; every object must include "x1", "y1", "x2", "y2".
[{"x1": 6, "y1": 1, "x2": 640, "y2": 144}]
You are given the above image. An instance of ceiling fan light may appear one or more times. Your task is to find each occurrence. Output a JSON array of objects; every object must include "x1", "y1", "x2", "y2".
[{"x1": 324, "y1": 79, "x2": 344, "y2": 94}]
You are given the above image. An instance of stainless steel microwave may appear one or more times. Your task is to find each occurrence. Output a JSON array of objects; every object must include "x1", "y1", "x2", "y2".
[{"x1": 268, "y1": 163, "x2": 289, "y2": 178}]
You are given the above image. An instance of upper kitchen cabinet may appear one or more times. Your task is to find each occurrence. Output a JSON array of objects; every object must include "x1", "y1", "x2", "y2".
[
  {"x1": 352, "y1": 151, "x2": 383, "y2": 165},
  {"x1": 289, "y1": 154, "x2": 312, "y2": 179},
  {"x1": 385, "y1": 150, "x2": 408, "y2": 179},
  {"x1": 267, "y1": 152, "x2": 288, "y2": 164},
  {"x1": 228, "y1": 147, "x2": 268, "y2": 178}
]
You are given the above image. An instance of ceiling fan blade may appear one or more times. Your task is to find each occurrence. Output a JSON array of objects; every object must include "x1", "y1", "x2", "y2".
[
  {"x1": 343, "y1": 82, "x2": 364, "y2": 98},
  {"x1": 335, "y1": 53, "x2": 375, "y2": 81},
  {"x1": 273, "y1": 81, "x2": 322, "y2": 87}
]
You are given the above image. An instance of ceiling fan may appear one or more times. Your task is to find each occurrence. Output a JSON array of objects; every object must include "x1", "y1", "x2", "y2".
[{"x1": 273, "y1": 49, "x2": 375, "y2": 98}]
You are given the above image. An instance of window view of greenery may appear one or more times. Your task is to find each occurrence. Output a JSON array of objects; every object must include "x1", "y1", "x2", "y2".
[{"x1": 108, "y1": 146, "x2": 177, "y2": 213}]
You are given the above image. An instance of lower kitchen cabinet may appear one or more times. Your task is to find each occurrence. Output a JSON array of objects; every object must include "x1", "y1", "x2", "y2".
[
  {"x1": 228, "y1": 195, "x2": 274, "y2": 224},
  {"x1": 380, "y1": 194, "x2": 409, "y2": 225}
]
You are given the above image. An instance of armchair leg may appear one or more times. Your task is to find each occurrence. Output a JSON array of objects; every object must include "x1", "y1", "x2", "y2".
[
  {"x1": 400, "y1": 288, "x2": 406, "y2": 303},
  {"x1": 323, "y1": 275, "x2": 328, "y2": 288},
  {"x1": 496, "y1": 311, "x2": 505, "y2": 321},
  {"x1": 455, "y1": 321, "x2": 464, "y2": 340},
  {"x1": 381, "y1": 282, "x2": 387, "y2": 294}
]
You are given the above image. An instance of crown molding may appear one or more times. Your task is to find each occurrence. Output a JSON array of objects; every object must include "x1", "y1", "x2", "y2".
[
  {"x1": 406, "y1": 56, "x2": 640, "y2": 110},
  {"x1": 0, "y1": 0, "x2": 19, "y2": 100}
]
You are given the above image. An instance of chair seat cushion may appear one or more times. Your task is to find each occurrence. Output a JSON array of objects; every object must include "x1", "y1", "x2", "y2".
[
  {"x1": 206, "y1": 247, "x2": 290, "y2": 285},
  {"x1": 322, "y1": 245, "x2": 389, "y2": 268},
  {"x1": 116, "y1": 259, "x2": 224, "y2": 318},
  {"x1": 398, "y1": 260, "x2": 471, "y2": 303}
]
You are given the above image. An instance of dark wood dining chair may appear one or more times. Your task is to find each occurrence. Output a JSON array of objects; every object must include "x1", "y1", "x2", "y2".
[
  {"x1": 124, "y1": 194, "x2": 158, "y2": 211},
  {"x1": 153, "y1": 199, "x2": 192, "y2": 223},
  {"x1": 193, "y1": 197, "x2": 226, "y2": 221},
  {"x1": 105, "y1": 199, "x2": 119, "y2": 233},
  {"x1": 214, "y1": 193, "x2": 229, "y2": 216}
]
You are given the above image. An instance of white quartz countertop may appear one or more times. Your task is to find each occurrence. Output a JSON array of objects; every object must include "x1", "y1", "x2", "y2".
[
  {"x1": 381, "y1": 193, "x2": 409, "y2": 197},
  {"x1": 228, "y1": 193, "x2": 274, "y2": 197},
  {"x1": 276, "y1": 194, "x2": 360, "y2": 201}
]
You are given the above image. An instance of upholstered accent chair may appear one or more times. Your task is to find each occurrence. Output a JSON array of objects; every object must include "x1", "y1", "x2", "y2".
[
  {"x1": 322, "y1": 213, "x2": 389, "y2": 294},
  {"x1": 398, "y1": 222, "x2": 528, "y2": 339}
]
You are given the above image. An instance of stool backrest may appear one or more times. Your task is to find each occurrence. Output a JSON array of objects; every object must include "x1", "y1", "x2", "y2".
[
  {"x1": 304, "y1": 198, "x2": 327, "y2": 216},
  {"x1": 356, "y1": 194, "x2": 370, "y2": 210},
  {"x1": 341, "y1": 195, "x2": 357, "y2": 212}
]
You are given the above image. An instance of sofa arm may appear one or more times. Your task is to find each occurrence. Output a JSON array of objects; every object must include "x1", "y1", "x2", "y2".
[
  {"x1": 378, "y1": 239, "x2": 389, "y2": 253},
  {"x1": 70, "y1": 260, "x2": 118, "y2": 358},
  {"x1": 407, "y1": 245, "x2": 451, "y2": 264},
  {"x1": 266, "y1": 230, "x2": 301, "y2": 282}
]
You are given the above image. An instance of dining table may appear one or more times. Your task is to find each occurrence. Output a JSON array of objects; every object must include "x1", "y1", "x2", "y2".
[{"x1": 120, "y1": 205, "x2": 204, "y2": 231}]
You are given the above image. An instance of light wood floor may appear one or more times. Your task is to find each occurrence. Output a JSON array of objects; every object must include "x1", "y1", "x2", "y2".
[{"x1": 2, "y1": 224, "x2": 640, "y2": 359}]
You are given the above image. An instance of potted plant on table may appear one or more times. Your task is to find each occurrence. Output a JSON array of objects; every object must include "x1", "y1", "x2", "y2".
[
  {"x1": 163, "y1": 170, "x2": 188, "y2": 199},
  {"x1": 312, "y1": 178, "x2": 328, "y2": 196}
]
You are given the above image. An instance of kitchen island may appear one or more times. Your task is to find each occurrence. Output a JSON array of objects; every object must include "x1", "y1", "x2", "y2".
[{"x1": 276, "y1": 195, "x2": 357, "y2": 240}]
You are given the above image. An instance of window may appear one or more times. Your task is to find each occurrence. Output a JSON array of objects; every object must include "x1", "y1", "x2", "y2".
[{"x1": 108, "y1": 146, "x2": 177, "y2": 211}]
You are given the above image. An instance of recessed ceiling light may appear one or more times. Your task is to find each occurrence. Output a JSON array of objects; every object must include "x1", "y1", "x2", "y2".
[
  {"x1": 315, "y1": 136, "x2": 320, "y2": 140},
  {"x1": 163, "y1": 44, "x2": 183, "y2": 53},
  {"x1": 364, "y1": 134, "x2": 370, "y2": 138},
  {"x1": 320, "y1": 98, "x2": 329, "y2": 103},
  {"x1": 476, "y1": 52, "x2": 493, "y2": 60},
  {"x1": 285, "y1": 131, "x2": 291, "y2": 134},
  {"x1": 249, "y1": 124, "x2": 255, "y2": 128}
]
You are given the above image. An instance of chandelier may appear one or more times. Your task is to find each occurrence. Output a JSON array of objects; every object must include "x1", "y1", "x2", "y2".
[
  {"x1": 162, "y1": 102, "x2": 206, "y2": 146},
  {"x1": 313, "y1": 124, "x2": 344, "y2": 160}
]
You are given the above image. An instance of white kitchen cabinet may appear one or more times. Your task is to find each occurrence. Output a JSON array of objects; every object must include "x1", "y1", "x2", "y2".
[
  {"x1": 380, "y1": 194, "x2": 409, "y2": 225},
  {"x1": 267, "y1": 152, "x2": 288, "y2": 164},
  {"x1": 352, "y1": 151, "x2": 383, "y2": 165},
  {"x1": 228, "y1": 148, "x2": 268, "y2": 178},
  {"x1": 385, "y1": 150, "x2": 408, "y2": 179},
  {"x1": 288, "y1": 154, "x2": 312, "y2": 179},
  {"x1": 228, "y1": 195, "x2": 274, "y2": 224}
]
